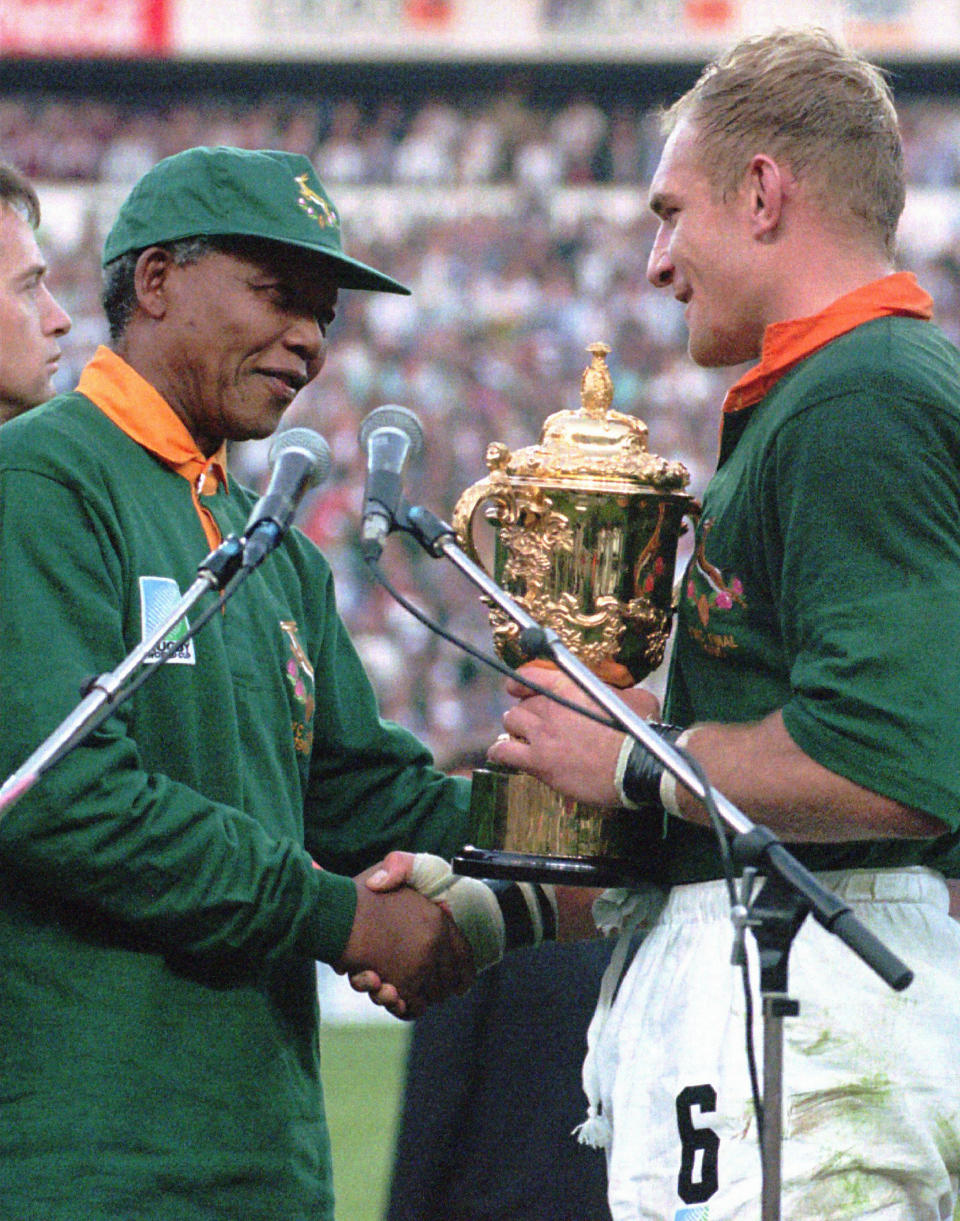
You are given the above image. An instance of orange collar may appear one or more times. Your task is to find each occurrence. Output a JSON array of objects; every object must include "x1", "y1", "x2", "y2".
[
  {"x1": 722, "y1": 272, "x2": 934, "y2": 415},
  {"x1": 77, "y1": 346, "x2": 229, "y2": 550}
]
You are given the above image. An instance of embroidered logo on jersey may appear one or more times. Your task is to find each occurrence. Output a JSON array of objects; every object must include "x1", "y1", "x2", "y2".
[
  {"x1": 138, "y1": 576, "x2": 196, "y2": 665},
  {"x1": 680, "y1": 518, "x2": 746, "y2": 658},
  {"x1": 674, "y1": 1207, "x2": 710, "y2": 1221},
  {"x1": 280, "y1": 620, "x2": 315, "y2": 755}
]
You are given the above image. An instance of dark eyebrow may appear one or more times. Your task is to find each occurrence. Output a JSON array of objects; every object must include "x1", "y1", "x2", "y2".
[
  {"x1": 13, "y1": 260, "x2": 47, "y2": 286},
  {"x1": 648, "y1": 191, "x2": 671, "y2": 218}
]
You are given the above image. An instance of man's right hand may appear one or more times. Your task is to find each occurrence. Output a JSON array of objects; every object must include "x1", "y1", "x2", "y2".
[
  {"x1": 489, "y1": 665, "x2": 661, "y2": 806},
  {"x1": 334, "y1": 871, "x2": 475, "y2": 1019}
]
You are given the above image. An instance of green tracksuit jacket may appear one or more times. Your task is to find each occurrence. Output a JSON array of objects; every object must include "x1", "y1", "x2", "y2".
[{"x1": 0, "y1": 390, "x2": 470, "y2": 1219}]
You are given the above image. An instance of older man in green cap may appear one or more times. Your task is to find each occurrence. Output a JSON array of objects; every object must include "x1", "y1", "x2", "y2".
[{"x1": 0, "y1": 146, "x2": 475, "y2": 1219}]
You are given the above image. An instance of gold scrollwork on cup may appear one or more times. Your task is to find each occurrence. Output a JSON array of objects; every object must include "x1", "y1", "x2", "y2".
[{"x1": 452, "y1": 341, "x2": 699, "y2": 861}]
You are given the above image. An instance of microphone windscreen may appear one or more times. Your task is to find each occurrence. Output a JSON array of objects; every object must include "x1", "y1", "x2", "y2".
[
  {"x1": 268, "y1": 427, "x2": 333, "y2": 489},
  {"x1": 357, "y1": 405, "x2": 424, "y2": 459}
]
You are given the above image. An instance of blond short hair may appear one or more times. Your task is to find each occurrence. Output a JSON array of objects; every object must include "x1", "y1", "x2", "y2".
[{"x1": 664, "y1": 27, "x2": 904, "y2": 258}]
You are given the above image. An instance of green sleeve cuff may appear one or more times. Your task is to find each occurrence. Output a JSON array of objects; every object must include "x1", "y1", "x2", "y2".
[{"x1": 308, "y1": 869, "x2": 358, "y2": 965}]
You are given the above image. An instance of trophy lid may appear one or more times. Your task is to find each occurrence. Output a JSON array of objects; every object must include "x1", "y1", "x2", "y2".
[{"x1": 486, "y1": 342, "x2": 691, "y2": 493}]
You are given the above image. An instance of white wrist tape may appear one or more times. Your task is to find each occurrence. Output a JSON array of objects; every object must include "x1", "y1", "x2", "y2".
[
  {"x1": 659, "y1": 728, "x2": 692, "y2": 818},
  {"x1": 614, "y1": 734, "x2": 640, "y2": 809},
  {"x1": 409, "y1": 854, "x2": 557, "y2": 972}
]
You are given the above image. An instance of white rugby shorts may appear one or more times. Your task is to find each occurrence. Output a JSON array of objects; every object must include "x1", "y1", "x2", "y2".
[{"x1": 588, "y1": 867, "x2": 960, "y2": 1221}]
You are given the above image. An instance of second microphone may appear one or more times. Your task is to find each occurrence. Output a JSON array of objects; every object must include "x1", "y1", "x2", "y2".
[{"x1": 358, "y1": 405, "x2": 424, "y2": 559}]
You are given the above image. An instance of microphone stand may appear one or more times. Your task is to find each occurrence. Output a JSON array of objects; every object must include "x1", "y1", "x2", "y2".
[
  {"x1": 0, "y1": 534, "x2": 250, "y2": 822},
  {"x1": 395, "y1": 500, "x2": 913, "y2": 1221}
]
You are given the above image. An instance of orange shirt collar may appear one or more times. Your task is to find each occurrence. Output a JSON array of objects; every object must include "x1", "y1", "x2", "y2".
[
  {"x1": 77, "y1": 346, "x2": 229, "y2": 550},
  {"x1": 722, "y1": 272, "x2": 933, "y2": 415},
  {"x1": 77, "y1": 346, "x2": 228, "y2": 488}
]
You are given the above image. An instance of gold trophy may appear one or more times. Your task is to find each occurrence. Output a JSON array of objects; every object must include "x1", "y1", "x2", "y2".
[{"x1": 452, "y1": 342, "x2": 698, "y2": 880}]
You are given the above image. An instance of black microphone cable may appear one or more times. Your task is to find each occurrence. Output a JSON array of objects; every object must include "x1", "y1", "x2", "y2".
[
  {"x1": 362, "y1": 548, "x2": 760, "y2": 1147},
  {"x1": 354, "y1": 395, "x2": 759, "y2": 1145},
  {"x1": 362, "y1": 550, "x2": 621, "y2": 732}
]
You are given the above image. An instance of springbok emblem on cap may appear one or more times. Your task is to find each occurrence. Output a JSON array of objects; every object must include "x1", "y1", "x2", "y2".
[{"x1": 295, "y1": 173, "x2": 339, "y2": 230}]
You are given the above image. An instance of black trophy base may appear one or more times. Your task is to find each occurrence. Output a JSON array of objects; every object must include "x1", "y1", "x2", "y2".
[{"x1": 452, "y1": 845, "x2": 645, "y2": 887}]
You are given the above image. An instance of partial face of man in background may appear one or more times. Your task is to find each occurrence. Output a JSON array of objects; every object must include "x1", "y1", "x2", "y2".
[{"x1": 0, "y1": 199, "x2": 71, "y2": 422}]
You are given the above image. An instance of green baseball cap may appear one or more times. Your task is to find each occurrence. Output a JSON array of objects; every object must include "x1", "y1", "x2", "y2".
[{"x1": 101, "y1": 145, "x2": 410, "y2": 295}]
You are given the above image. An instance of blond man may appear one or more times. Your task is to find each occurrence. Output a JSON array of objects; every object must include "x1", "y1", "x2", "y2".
[{"x1": 485, "y1": 28, "x2": 960, "y2": 1220}]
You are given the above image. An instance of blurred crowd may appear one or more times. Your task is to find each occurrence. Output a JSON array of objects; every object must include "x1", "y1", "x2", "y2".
[
  {"x1": 7, "y1": 89, "x2": 960, "y2": 191},
  {"x1": 6, "y1": 85, "x2": 960, "y2": 764},
  {"x1": 0, "y1": 90, "x2": 663, "y2": 188}
]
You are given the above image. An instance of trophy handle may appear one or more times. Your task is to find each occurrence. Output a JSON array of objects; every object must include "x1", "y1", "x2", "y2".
[
  {"x1": 671, "y1": 499, "x2": 702, "y2": 610},
  {"x1": 451, "y1": 474, "x2": 514, "y2": 574}
]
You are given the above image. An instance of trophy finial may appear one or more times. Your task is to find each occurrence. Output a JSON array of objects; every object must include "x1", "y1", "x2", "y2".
[{"x1": 580, "y1": 342, "x2": 614, "y2": 419}]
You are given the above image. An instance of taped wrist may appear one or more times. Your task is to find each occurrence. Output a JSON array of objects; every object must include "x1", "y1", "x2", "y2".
[
  {"x1": 618, "y1": 723, "x2": 687, "y2": 810},
  {"x1": 409, "y1": 854, "x2": 557, "y2": 972}
]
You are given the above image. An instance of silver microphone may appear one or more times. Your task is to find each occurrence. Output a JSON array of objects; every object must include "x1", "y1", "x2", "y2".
[
  {"x1": 357, "y1": 405, "x2": 424, "y2": 559},
  {"x1": 243, "y1": 428, "x2": 332, "y2": 566}
]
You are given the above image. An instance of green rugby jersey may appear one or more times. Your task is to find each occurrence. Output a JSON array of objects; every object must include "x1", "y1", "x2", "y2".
[{"x1": 657, "y1": 314, "x2": 960, "y2": 884}]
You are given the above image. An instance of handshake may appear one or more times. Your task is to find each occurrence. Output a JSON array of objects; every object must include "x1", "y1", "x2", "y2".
[{"x1": 335, "y1": 853, "x2": 558, "y2": 1019}]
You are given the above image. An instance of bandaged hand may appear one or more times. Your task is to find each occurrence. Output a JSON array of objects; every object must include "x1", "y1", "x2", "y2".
[
  {"x1": 353, "y1": 851, "x2": 557, "y2": 985},
  {"x1": 406, "y1": 853, "x2": 558, "y2": 971}
]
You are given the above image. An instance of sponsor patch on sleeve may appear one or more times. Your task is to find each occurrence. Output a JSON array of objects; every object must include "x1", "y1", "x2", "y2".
[{"x1": 138, "y1": 576, "x2": 196, "y2": 665}]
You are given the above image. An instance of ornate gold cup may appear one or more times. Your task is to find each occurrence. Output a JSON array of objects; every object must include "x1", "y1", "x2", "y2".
[{"x1": 453, "y1": 342, "x2": 698, "y2": 869}]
